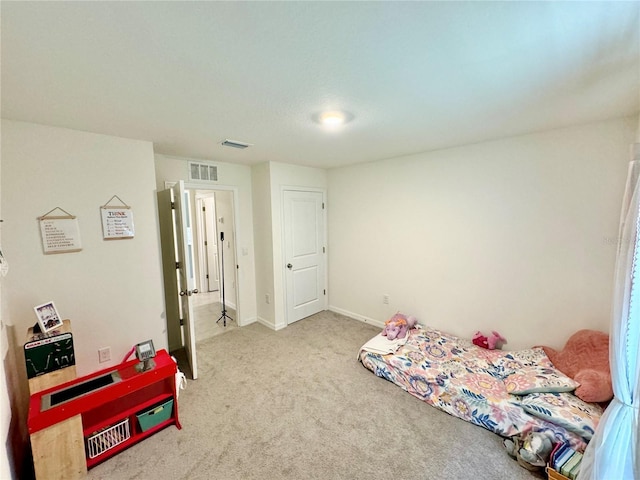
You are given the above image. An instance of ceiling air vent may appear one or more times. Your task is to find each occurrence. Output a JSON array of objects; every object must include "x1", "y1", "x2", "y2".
[
  {"x1": 221, "y1": 139, "x2": 251, "y2": 149},
  {"x1": 188, "y1": 162, "x2": 218, "y2": 182}
]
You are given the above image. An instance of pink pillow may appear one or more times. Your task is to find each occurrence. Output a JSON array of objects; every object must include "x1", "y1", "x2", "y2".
[{"x1": 539, "y1": 330, "x2": 612, "y2": 403}]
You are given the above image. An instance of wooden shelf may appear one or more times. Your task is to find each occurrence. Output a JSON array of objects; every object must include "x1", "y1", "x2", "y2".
[{"x1": 26, "y1": 320, "x2": 85, "y2": 480}]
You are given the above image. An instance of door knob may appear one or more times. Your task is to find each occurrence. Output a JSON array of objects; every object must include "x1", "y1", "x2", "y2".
[
  {"x1": 180, "y1": 290, "x2": 187, "y2": 296},
  {"x1": 192, "y1": 289, "x2": 199, "y2": 294},
  {"x1": 287, "y1": 263, "x2": 293, "y2": 270}
]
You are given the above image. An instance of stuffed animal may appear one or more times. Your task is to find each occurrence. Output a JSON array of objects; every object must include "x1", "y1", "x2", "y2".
[
  {"x1": 538, "y1": 329, "x2": 612, "y2": 403},
  {"x1": 472, "y1": 330, "x2": 506, "y2": 350},
  {"x1": 503, "y1": 432, "x2": 554, "y2": 471},
  {"x1": 382, "y1": 313, "x2": 417, "y2": 340}
]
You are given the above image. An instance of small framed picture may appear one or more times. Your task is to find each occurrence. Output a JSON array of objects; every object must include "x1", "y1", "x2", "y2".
[{"x1": 34, "y1": 301, "x2": 63, "y2": 333}]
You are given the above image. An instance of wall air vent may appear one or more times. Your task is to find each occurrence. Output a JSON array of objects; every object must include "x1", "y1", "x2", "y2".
[
  {"x1": 221, "y1": 139, "x2": 251, "y2": 149},
  {"x1": 188, "y1": 162, "x2": 218, "y2": 182}
]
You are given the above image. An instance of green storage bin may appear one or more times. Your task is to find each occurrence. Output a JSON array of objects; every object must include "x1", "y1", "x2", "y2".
[{"x1": 136, "y1": 398, "x2": 174, "y2": 432}]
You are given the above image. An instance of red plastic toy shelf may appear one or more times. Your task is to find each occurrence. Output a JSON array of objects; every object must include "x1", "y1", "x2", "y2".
[{"x1": 28, "y1": 348, "x2": 181, "y2": 468}]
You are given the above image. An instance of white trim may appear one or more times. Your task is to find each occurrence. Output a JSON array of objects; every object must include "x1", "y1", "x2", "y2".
[
  {"x1": 328, "y1": 306, "x2": 385, "y2": 329},
  {"x1": 194, "y1": 196, "x2": 206, "y2": 292},
  {"x1": 194, "y1": 192, "x2": 218, "y2": 294},
  {"x1": 256, "y1": 316, "x2": 287, "y2": 331},
  {"x1": 280, "y1": 185, "x2": 326, "y2": 194},
  {"x1": 242, "y1": 316, "x2": 257, "y2": 326}
]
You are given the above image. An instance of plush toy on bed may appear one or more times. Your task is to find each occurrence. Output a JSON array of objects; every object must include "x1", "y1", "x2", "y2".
[
  {"x1": 472, "y1": 330, "x2": 506, "y2": 350},
  {"x1": 539, "y1": 329, "x2": 612, "y2": 403},
  {"x1": 382, "y1": 313, "x2": 417, "y2": 340}
]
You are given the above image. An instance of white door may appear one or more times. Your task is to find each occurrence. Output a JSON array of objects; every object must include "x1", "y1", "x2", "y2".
[
  {"x1": 157, "y1": 182, "x2": 198, "y2": 379},
  {"x1": 157, "y1": 189, "x2": 181, "y2": 352},
  {"x1": 283, "y1": 190, "x2": 326, "y2": 324},
  {"x1": 176, "y1": 181, "x2": 198, "y2": 379},
  {"x1": 204, "y1": 196, "x2": 220, "y2": 292}
]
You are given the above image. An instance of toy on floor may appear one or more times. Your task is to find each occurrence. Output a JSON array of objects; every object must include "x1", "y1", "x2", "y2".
[
  {"x1": 472, "y1": 330, "x2": 506, "y2": 350},
  {"x1": 382, "y1": 313, "x2": 417, "y2": 340},
  {"x1": 503, "y1": 431, "x2": 553, "y2": 471}
]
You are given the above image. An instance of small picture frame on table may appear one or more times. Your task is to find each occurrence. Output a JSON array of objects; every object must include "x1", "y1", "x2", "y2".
[{"x1": 34, "y1": 301, "x2": 63, "y2": 333}]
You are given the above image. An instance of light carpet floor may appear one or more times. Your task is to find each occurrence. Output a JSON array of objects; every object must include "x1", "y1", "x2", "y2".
[{"x1": 86, "y1": 311, "x2": 542, "y2": 480}]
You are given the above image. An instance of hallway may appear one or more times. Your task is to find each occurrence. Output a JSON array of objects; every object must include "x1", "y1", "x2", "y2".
[{"x1": 192, "y1": 291, "x2": 237, "y2": 344}]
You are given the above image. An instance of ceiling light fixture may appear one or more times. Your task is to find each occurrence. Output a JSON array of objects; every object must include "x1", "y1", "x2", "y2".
[
  {"x1": 221, "y1": 139, "x2": 252, "y2": 149},
  {"x1": 319, "y1": 111, "x2": 346, "y2": 126},
  {"x1": 314, "y1": 110, "x2": 354, "y2": 127}
]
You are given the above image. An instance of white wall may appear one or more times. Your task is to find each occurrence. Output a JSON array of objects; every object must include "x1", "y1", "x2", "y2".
[
  {"x1": 2, "y1": 121, "x2": 167, "y2": 370},
  {"x1": 328, "y1": 116, "x2": 637, "y2": 350},
  {"x1": 155, "y1": 155, "x2": 257, "y2": 325},
  {"x1": 214, "y1": 190, "x2": 238, "y2": 309},
  {"x1": 0, "y1": 135, "x2": 14, "y2": 479},
  {"x1": 251, "y1": 162, "x2": 276, "y2": 326},
  {"x1": 1, "y1": 120, "x2": 167, "y2": 476}
]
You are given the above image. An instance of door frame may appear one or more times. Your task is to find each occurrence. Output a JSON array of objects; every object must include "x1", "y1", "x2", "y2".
[
  {"x1": 280, "y1": 186, "x2": 328, "y2": 326},
  {"x1": 163, "y1": 182, "x2": 242, "y2": 326},
  {"x1": 185, "y1": 183, "x2": 242, "y2": 326},
  {"x1": 195, "y1": 193, "x2": 219, "y2": 293}
]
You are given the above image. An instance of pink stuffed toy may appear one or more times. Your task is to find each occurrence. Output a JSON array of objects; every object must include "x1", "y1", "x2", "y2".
[
  {"x1": 472, "y1": 330, "x2": 506, "y2": 350},
  {"x1": 382, "y1": 313, "x2": 417, "y2": 340}
]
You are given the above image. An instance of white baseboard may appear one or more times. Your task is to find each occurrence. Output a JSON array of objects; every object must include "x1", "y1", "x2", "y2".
[
  {"x1": 260, "y1": 309, "x2": 382, "y2": 331},
  {"x1": 256, "y1": 316, "x2": 287, "y2": 331},
  {"x1": 256, "y1": 316, "x2": 273, "y2": 330},
  {"x1": 328, "y1": 306, "x2": 385, "y2": 329},
  {"x1": 239, "y1": 316, "x2": 256, "y2": 327}
]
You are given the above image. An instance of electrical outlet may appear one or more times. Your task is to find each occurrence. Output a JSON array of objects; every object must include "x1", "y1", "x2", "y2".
[
  {"x1": 383, "y1": 294, "x2": 390, "y2": 305},
  {"x1": 98, "y1": 347, "x2": 111, "y2": 363}
]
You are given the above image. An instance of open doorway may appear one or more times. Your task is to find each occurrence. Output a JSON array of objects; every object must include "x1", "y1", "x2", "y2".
[
  {"x1": 191, "y1": 189, "x2": 238, "y2": 343},
  {"x1": 159, "y1": 183, "x2": 240, "y2": 379}
]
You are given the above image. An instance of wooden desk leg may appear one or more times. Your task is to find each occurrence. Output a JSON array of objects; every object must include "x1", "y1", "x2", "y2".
[{"x1": 31, "y1": 415, "x2": 86, "y2": 480}]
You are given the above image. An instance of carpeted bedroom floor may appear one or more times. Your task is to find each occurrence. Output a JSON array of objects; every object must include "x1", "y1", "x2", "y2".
[{"x1": 86, "y1": 310, "x2": 543, "y2": 480}]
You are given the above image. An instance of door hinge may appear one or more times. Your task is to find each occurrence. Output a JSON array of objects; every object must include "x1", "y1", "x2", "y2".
[
  {"x1": 202, "y1": 206, "x2": 206, "y2": 212},
  {"x1": 175, "y1": 261, "x2": 181, "y2": 269},
  {"x1": 323, "y1": 289, "x2": 326, "y2": 295},
  {"x1": 179, "y1": 318, "x2": 184, "y2": 326},
  {"x1": 322, "y1": 202, "x2": 325, "y2": 209},
  {"x1": 323, "y1": 246, "x2": 325, "y2": 253},
  {"x1": 171, "y1": 202, "x2": 176, "y2": 209},
  {"x1": 206, "y1": 274, "x2": 209, "y2": 279},
  {"x1": 204, "y1": 240, "x2": 208, "y2": 246}
]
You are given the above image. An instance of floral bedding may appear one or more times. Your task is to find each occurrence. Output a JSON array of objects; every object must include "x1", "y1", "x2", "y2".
[{"x1": 358, "y1": 326, "x2": 602, "y2": 449}]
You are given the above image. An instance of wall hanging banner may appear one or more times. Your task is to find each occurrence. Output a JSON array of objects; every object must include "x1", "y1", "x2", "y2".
[
  {"x1": 38, "y1": 207, "x2": 82, "y2": 254},
  {"x1": 101, "y1": 195, "x2": 135, "y2": 239}
]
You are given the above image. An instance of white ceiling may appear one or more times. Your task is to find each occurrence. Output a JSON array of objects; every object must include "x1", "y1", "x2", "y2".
[{"x1": 2, "y1": 1, "x2": 639, "y2": 169}]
